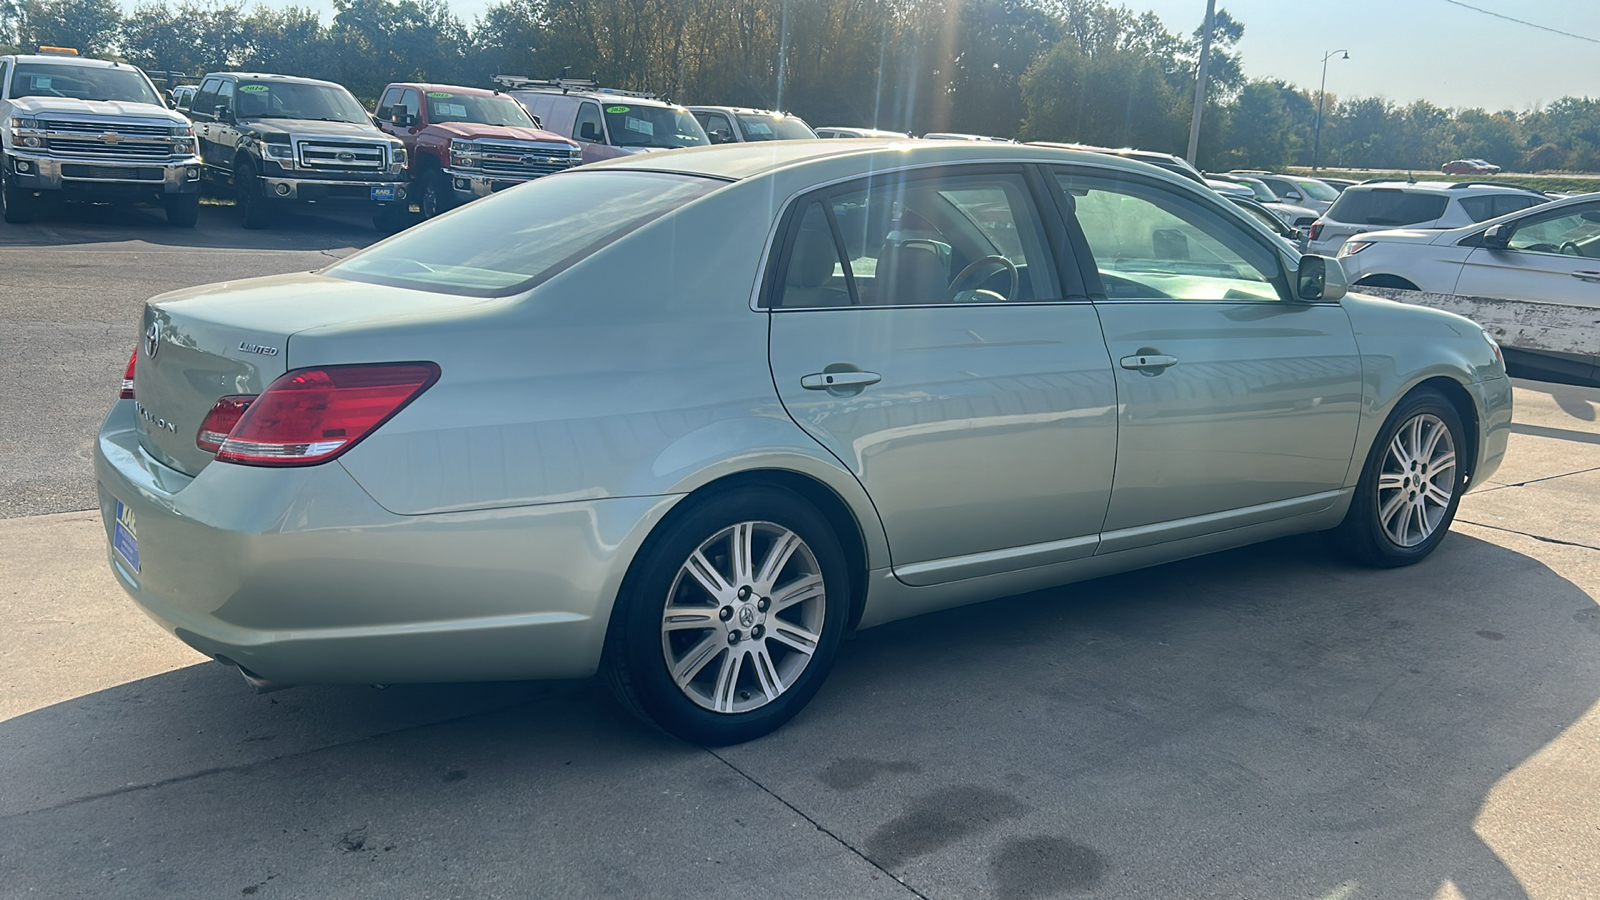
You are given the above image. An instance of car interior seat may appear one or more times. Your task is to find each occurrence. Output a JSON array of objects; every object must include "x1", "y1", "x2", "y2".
[
  {"x1": 780, "y1": 226, "x2": 852, "y2": 307},
  {"x1": 872, "y1": 240, "x2": 948, "y2": 305}
]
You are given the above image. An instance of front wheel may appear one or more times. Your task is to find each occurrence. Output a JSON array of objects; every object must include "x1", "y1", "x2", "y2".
[
  {"x1": 163, "y1": 193, "x2": 200, "y2": 228},
  {"x1": 419, "y1": 170, "x2": 452, "y2": 219},
  {"x1": 603, "y1": 487, "x2": 850, "y2": 745},
  {"x1": 235, "y1": 159, "x2": 271, "y2": 229},
  {"x1": 2, "y1": 171, "x2": 35, "y2": 224},
  {"x1": 1329, "y1": 388, "x2": 1466, "y2": 567}
]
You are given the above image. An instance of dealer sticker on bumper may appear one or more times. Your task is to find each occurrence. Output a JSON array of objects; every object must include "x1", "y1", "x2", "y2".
[
  {"x1": 112, "y1": 499, "x2": 140, "y2": 572},
  {"x1": 370, "y1": 186, "x2": 396, "y2": 202}
]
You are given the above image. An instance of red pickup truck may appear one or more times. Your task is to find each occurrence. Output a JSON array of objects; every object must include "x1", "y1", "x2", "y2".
[{"x1": 374, "y1": 82, "x2": 583, "y2": 218}]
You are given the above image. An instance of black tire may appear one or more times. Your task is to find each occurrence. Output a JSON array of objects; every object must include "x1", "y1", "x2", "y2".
[
  {"x1": 2, "y1": 170, "x2": 34, "y2": 224},
  {"x1": 163, "y1": 193, "x2": 200, "y2": 228},
  {"x1": 1328, "y1": 387, "x2": 1467, "y2": 567},
  {"x1": 419, "y1": 169, "x2": 452, "y2": 219},
  {"x1": 603, "y1": 486, "x2": 851, "y2": 745},
  {"x1": 372, "y1": 205, "x2": 409, "y2": 234},
  {"x1": 235, "y1": 159, "x2": 271, "y2": 229}
]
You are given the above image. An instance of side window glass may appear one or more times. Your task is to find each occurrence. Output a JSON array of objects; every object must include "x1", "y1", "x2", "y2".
[
  {"x1": 574, "y1": 102, "x2": 604, "y2": 143},
  {"x1": 376, "y1": 87, "x2": 402, "y2": 122},
  {"x1": 1056, "y1": 170, "x2": 1283, "y2": 302},
  {"x1": 705, "y1": 113, "x2": 735, "y2": 144},
  {"x1": 193, "y1": 78, "x2": 220, "y2": 120},
  {"x1": 1458, "y1": 196, "x2": 1493, "y2": 222},
  {"x1": 215, "y1": 80, "x2": 234, "y2": 116},
  {"x1": 774, "y1": 202, "x2": 852, "y2": 308},
  {"x1": 399, "y1": 89, "x2": 420, "y2": 125},
  {"x1": 1507, "y1": 206, "x2": 1600, "y2": 257},
  {"x1": 1496, "y1": 195, "x2": 1540, "y2": 218}
]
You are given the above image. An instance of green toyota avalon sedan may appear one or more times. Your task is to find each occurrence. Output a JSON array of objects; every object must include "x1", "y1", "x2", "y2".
[{"x1": 96, "y1": 141, "x2": 1512, "y2": 744}]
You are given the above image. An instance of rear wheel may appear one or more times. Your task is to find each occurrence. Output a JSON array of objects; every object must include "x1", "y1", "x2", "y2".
[
  {"x1": 235, "y1": 159, "x2": 271, "y2": 229},
  {"x1": 1329, "y1": 388, "x2": 1466, "y2": 567},
  {"x1": 603, "y1": 487, "x2": 850, "y2": 745},
  {"x1": 163, "y1": 193, "x2": 200, "y2": 228}
]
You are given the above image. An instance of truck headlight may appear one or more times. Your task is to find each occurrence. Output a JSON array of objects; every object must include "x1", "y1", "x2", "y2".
[
  {"x1": 389, "y1": 145, "x2": 406, "y2": 174},
  {"x1": 262, "y1": 143, "x2": 294, "y2": 161},
  {"x1": 449, "y1": 140, "x2": 477, "y2": 168}
]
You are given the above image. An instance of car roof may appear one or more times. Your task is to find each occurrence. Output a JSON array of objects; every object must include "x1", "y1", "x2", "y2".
[
  {"x1": 1350, "y1": 180, "x2": 1538, "y2": 195},
  {"x1": 9, "y1": 54, "x2": 123, "y2": 68},
  {"x1": 688, "y1": 106, "x2": 795, "y2": 117},
  {"x1": 204, "y1": 72, "x2": 347, "y2": 90},
  {"x1": 509, "y1": 88, "x2": 682, "y2": 108},
  {"x1": 585, "y1": 139, "x2": 1196, "y2": 185},
  {"x1": 388, "y1": 82, "x2": 503, "y2": 98}
]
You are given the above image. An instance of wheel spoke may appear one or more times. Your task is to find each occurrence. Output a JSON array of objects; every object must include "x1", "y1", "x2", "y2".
[
  {"x1": 768, "y1": 622, "x2": 821, "y2": 655},
  {"x1": 755, "y1": 530, "x2": 802, "y2": 591},
  {"x1": 732, "y1": 523, "x2": 757, "y2": 587},
  {"x1": 1410, "y1": 503, "x2": 1430, "y2": 543},
  {"x1": 671, "y1": 634, "x2": 723, "y2": 687},
  {"x1": 1423, "y1": 482, "x2": 1453, "y2": 508},
  {"x1": 662, "y1": 606, "x2": 717, "y2": 632},
  {"x1": 1378, "y1": 472, "x2": 1407, "y2": 492},
  {"x1": 1406, "y1": 415, "x2": 1427, "y2": 462},
  {"x1": 684, "y1": 549, "x2": 733, "y2": 601},
  {"x1": 1379, "y1": 490, "x2": 1409, "y2": 532},
  {"x1": 1421, "y1": 420, "x2": 1445, "y2": 460},
  {"x1": 751, "y1": 644, "x2": 782, "y2": 701},
  {"x1": 769, "y1": 573, "x2": 824, "y2": 614},
  {"x1": 1430, "y1": 451, "x2": 1455, "y2": 474},
  {"x1": 712, "y1": 649, "x2": 744, "y2": 713}
]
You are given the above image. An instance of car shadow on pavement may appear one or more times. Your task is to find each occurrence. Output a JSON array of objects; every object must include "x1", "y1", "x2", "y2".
[
  {"x1": 1, "y1": 532, "x2": 1594, "y2": 899},
  {"x1": 0, "y1": 196, "x2": 378, "y2": 252}
]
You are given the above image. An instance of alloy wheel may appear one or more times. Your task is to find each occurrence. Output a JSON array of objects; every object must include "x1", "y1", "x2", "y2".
[
  {"x1": 1377, "y1": 412, "x2": 1457, "y2": 548},
  {"x1": 659, "y1": 521, "x2": 827, "y2": 714}
]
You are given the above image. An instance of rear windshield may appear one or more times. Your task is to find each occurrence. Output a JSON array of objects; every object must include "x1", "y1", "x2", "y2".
[
  {"x1": 1326, "y1": 189, "x2": 1449, "y2": 227},
  {"x1": 326, "y1": 171, "x2": 722, "y2": 297}
]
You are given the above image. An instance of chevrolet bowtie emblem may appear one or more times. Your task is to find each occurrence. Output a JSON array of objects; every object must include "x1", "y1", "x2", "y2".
[{"x1": 99, "y1": 133, "x2": 124, "y2": 143}]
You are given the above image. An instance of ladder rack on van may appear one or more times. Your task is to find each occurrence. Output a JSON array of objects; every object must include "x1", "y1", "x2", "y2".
[{"x1": 491, "y1": 75, "x2": 659, "y2": 100}]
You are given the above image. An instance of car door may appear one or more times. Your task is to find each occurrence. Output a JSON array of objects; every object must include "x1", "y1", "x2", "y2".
[
  {"x1": 767, "y1": 166, "x2": 1118, "y2": 585},
  {"x1": 212, "y1": 79, "x2": 239, "y2": 177},
  {"x1": 190, "y1": 77, "x2": 221, "y2": 170},
  {"x1": 1047, "y1": 166, "x2": 1364, "y2": 554}
]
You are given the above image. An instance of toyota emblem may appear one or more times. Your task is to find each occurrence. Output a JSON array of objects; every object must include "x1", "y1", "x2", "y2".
[
  {"x1": 144, "y1": 319, "x2": 162, "y2": 358},
  {"x1": 337, "y1": 151, "x2": 355, "y2": 162}
]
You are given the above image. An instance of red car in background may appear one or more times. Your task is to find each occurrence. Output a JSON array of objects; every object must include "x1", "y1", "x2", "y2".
[{"x1": 374, "y1": 82, "x2": 582, "y2": 219}]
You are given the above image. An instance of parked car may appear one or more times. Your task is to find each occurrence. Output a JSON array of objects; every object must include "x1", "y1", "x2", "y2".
[
  {"x1": 1307, "y1": 180, "x2": 1548, "y2": 256},
  {"x1": 1208, "y1": 173, "x2": 1277, "y2": 202},
  {"x1": 1229, "y1": 172, "x2": 1340, "y2": 213},
  {"x1": 1318, "y1": 177, "x2": 1358, "y2": 192},
  {"x1": 1028, "y1": 142, "x2": 1206, "y2": 185},
  {"x1": 170, "y1": 84, "x2": 197, "y2": 114},
  {"x1": 374, "y1": 82, "x2": 581, "y2": 219},
  {"x1": 1338, "y1": 191, "x2": 1600, "y2": 385},
  {"x1": 1442, "y1": 159, "x2": 1500, "y2": 175},
  {"x1": 1226, "y1": 194, "x2": 1307, "y2": 248},
  {"x1": 496, "y1": 75, "x2": 708, "y2": 164},
  {"x1": 922, "y1": 132, "x2": 1015, "y2": 142},
  {"x1": 814, "y1": 127, "x2": 912, "y2": 139},
  {"x1": 687, "y1": 106, "x2": 815, "y2": 143},
  {"x1": 96, "y1": 142, "x2": 1509, "y2": 746},
  {"x1": 1206, "y1": 178, "x2": 1253, "y2": 199},
  {"x1": 189, "y1": 72, "x2": 408, "y2": 230},
  {"x1": 0, "y1": 51, "x2": 202, "y2": 225}
]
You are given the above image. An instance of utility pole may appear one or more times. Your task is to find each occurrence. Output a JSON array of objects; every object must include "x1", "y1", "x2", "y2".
[
  {"x1": 1185, "y1": 0, "x2": 1216, "y2": 166},
  {"x1": 1312, "y1": 50, "x2": 1349, "y2": 172},
  {"x1": 775, "y1": 0, "x2": 790, "y2": 110}
]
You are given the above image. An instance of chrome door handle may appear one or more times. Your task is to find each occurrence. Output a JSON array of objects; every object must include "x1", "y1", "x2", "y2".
[
  {"x1": 1119, "y1": 354, "x2": 1179, "y2": 370},
  {"x1": 1570, "y1": 270, "x2": 1600, "y2": 283},
  {"x1": 801, "y1": 371, "x2": 881, "y2": 390}
]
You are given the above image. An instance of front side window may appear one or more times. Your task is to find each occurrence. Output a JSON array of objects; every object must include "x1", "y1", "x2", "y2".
[
  {"x1": 192, "y1": 77, "x2": 221, "y2": 120},
  {"x1": 600, "y1": 103, "x2": 708, "y2": 149},
  {"x1": 327, "y1": 171, "x2": 721, "y2": 297},
  {"x1": 233, "y1": 81, "x2": 369, "y2": 124},
  {"x1": 573, "y1": 102, "x2": 604, "y2": 142},
  {"x1": 1056, "y1": 170, "x2": 1283, "y2": 302},
  {"x1": 397, "y1": 89, "x2": 421, "y2": 124},
  {"x1": 376, "y1": 87, "x2": 403, "y2": 121},
  {"x1": 701, "y1": 112, "x2": 735, "y2": 144},
  {"x1": 768, "y1": 169, "x2": 1057, "y2": 308},
  {"x1": 1505, "y1": 204, "x2": 1600, "y2": 257},
  {"x1": 9, "y1": 63, "x2": 161, "y2": 105}
]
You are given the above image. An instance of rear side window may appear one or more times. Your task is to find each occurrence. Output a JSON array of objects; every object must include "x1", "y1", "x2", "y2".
[
  {"x1": 327, "y1": 171, "x2": 722, "y2": 297},
  {"x1": 1326, "y1": 189, "x2": 1449, "y2": 227},
  {"x1": 1458, "y1": 193, "x2": 1544, "y2": 223}
]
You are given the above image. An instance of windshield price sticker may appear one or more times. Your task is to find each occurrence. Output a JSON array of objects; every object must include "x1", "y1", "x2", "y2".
[
  {"x1": 624, "y1": 116, "x2": 655, "y2": 136},
  {"x1": 437, "y1": 103, "x2": 467, "y2": 117},
  {"x1": 239, "y1": 84, "x2": 269, "y2": 92},
  {"x1": 427, "y1": 91, "x2": 453, "y2": 98},
  {"x1": 745, "y1": 121, "x2": 774, "y2": 135},
  {"x1": 606, "y1": 106, "x2": 630, "y2": 114}
]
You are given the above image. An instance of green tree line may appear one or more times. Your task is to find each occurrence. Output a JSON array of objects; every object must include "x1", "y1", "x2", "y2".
[{"x1": 4, "y1": 0, "x2": 1599, "y2": 172}]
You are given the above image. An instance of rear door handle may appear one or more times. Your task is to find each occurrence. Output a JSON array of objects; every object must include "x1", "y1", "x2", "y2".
[
  {"x1": 1119, "y1": 354, "x2": 1179, "y2": 371},
  {"x1": 801, "y1": 371, "x2": 882, "y2": 390},
  {"x1": 1571, "y1": 270, "x2": 1600, "y2": 283}
]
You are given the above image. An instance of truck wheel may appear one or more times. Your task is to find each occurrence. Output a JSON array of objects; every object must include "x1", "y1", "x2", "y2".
[
  {"x1": 420, "y1": 170, "x2": 451, "y2": 219},
  {"x1": 164, "y1": 193, "x2": 200, "y2": 228},
  {"x1": 235, "y1": 159, "x2": 271, "y2": 230},
  {"x1": 372, "y1": 206, "x2": 409, "y2": 234},
  {"x1": 2, "y1": 172, "x2": 34, "y2": 224}
]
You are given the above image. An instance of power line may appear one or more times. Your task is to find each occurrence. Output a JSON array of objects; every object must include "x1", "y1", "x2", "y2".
[{"x1": 1440, "y1": 0, "x2": 1600, "y2": 45}]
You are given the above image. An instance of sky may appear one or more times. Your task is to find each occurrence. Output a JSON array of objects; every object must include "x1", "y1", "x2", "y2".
[{"x1": 186, "y1": 0, "x2": 1600, "y2": 112}]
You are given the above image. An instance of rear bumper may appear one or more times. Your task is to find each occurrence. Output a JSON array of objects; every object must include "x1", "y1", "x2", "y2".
[
  {"x1": 8, "y1": 151, "x2": 201, "y2": 194},
  {"x1": 93, "y1": 400, "x2": 678, "y2": 685}
]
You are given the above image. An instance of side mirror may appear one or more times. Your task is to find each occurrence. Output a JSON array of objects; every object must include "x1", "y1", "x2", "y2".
[
  {"x1": 214, "y1": 104, "x2": 232, "y2": 122},
  {"x1": 1284, "y1": 191, "x2": 1303, "y2": 202},
  {"x1": 708, "y1": 129, "x2": 734, "y2": 144},
  {"x1": 579, "y1": 122, "x2": 601, "y2": 142},
  {"x1": 1296, "y1": 254, "x2": 1348, "y2": 302},
  {"x1": 1482, "y1": 222, "x2": 1512, "y2": 249},
  {"x1": 370, "y1": 113, "x2": 383, "y2": 127},
  {"x1": 530, "y1": 114, "x2": 542, "y2": 129}
]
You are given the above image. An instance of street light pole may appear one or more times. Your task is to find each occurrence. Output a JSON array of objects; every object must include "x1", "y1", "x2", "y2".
[
  {"x1": 1312, "y1": 49, "x2": 1348, "y2": 173},
  {"x1": 1185, "y1": 0, "x2": 1217, "y2": 165}
]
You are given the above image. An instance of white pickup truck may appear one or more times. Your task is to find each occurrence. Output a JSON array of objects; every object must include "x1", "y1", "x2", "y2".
[{"x1": 0, "y1": 51, "x2": 202, "y2": 226}]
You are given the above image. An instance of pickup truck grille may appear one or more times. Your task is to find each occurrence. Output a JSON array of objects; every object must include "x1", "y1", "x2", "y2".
[
  {"x1": 46, "y1": 136, "x2": 173, "y2": 159},
  {"x1": 473, "y1": 142, "x2": 578, "y2": 178},
  {"x1": 42, "y1": 120, "x2": 171, "y2": 139},
  {"x1": 297, "y1": 141, "x2": 386, "y2": 171}
]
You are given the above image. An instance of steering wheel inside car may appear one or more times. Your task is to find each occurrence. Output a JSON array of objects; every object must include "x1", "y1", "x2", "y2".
[
  {"x1": 948, "y1": 255, "x2": 1018, "y2": 303},
  {"x1": 1561, "y1": 241, "x2": 1584, "y2": 257}
]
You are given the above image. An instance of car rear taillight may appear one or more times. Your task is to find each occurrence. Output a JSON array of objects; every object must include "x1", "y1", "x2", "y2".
[
  {"x1": 1308, "y1": 220, "x2": 1324, "y2": 242},
  {"x1": 120, "y1": 350, "x2": 137, "y2": 399},
  {"x1": 213, "y1": 363, "x2": 439, "y2": 467},
  {"x1": 196, "y1": 395, "x2": 255, "y2": 453}
]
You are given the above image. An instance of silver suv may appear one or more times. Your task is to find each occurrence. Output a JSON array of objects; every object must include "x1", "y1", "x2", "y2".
[
  {"x1": 495, "y1": 76, "x2": 709, "y2": 165},
  {"x1": 687, "y1": 106, "x2": 815, "y2": 143},
  {"x1": 1308, "y1": 180, "x2": 1546, "y2": 256},
  {"x1": 0, "y1": 52, "x2": 202, "y2": 225}
]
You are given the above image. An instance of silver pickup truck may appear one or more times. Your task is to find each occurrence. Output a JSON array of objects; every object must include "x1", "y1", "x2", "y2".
[{"x1": 0, "y1": 52, "x2": 202, "y2": 226}]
